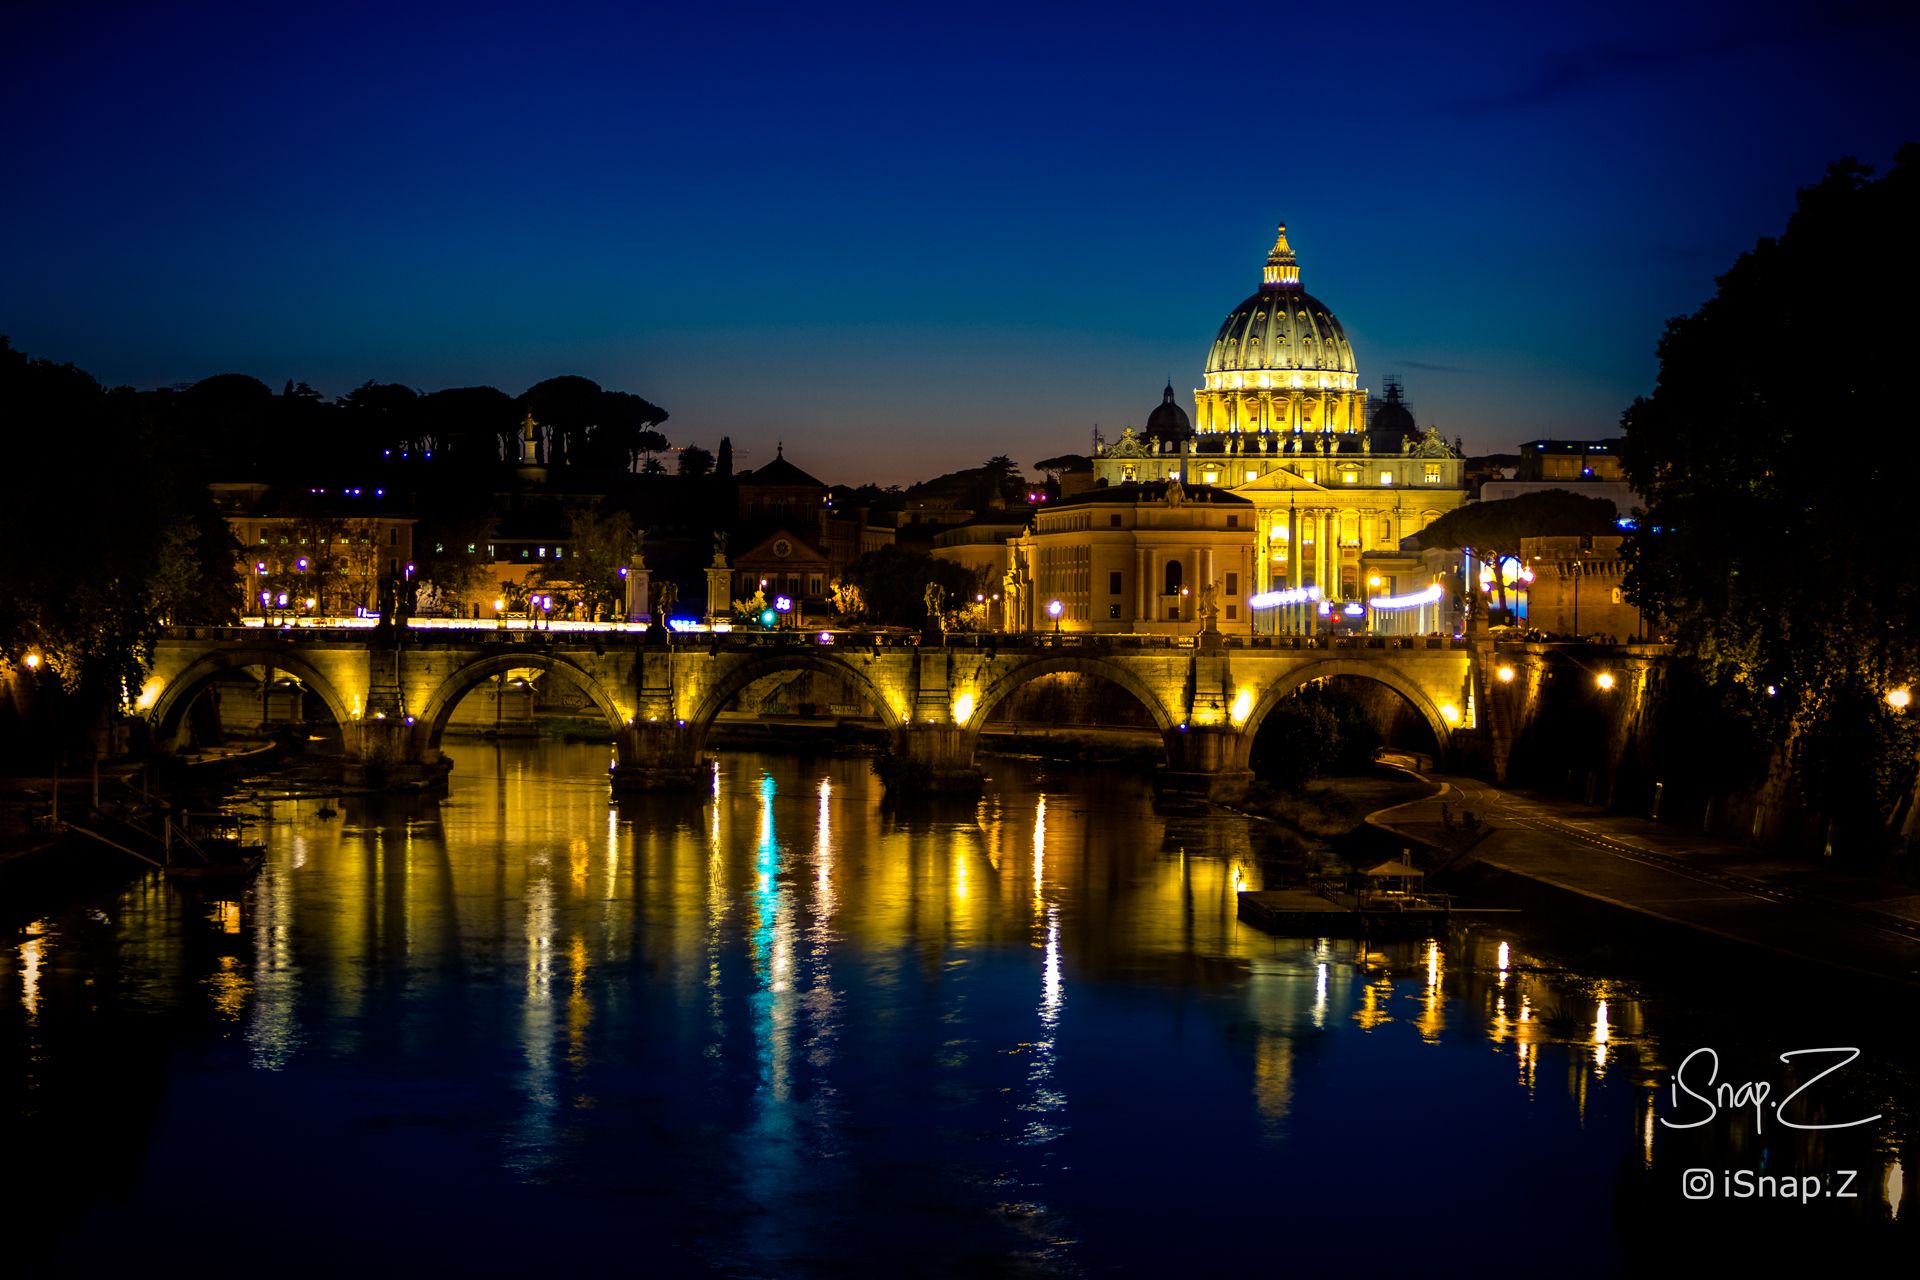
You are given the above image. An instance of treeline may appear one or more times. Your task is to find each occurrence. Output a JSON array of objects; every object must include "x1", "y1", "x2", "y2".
[
  {"x1": 147, "y1": 370, "x2": 670, "y2": 480},
  {"x1": 1, "y1": 338, "x2": 243, "y2": 766}
]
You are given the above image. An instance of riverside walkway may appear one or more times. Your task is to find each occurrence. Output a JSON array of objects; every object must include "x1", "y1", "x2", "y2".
[{"x1": 1369, "y1": 771, "x2": 1920, "y2": 988}]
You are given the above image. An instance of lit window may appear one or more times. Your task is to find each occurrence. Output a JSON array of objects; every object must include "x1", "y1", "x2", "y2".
[
  {"x1": 1245, "y1": 469, "x2": 1258, "y2": 483},
  {"x1": 1379, "y1": 471, "x2": 1393, "y2": 485},
  {"x1": 538, "y1": 547, "x2": 546, "y2": 558},
  {"x1": 1424, "y1": 463, "x2": 1442, "y2": 484}
]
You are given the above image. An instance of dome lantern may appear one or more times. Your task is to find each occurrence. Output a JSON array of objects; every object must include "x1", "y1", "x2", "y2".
[{"x1": 1263, "y1": 223, "x2": 1300, "y2": 290}]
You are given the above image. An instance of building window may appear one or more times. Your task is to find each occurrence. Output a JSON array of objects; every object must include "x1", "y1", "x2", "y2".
[
  {"x1": 1109, "y1": 604, "x2": 1121, "y2": 619},
  {"x1": 1226, "y1": 605, "x2": 1237, "y2": 620},
  {"x1": 1110, "y1": 514, "x2": 1122, "y2": 527},
  {"x1": 1379, "y1": 470, "x2": 1394, "y2": 485},
  {"x1": 1225, "y1": 572, "x2": 1239, "y2": 595},
  {"x1": 1245, "y1": 469, "x2": 1259, "y2": 483},
  {"x1": 1424, "y1": 463, "x2": 1442, "y2": 484},
  {"x1": 1109, "y1": 570, "x2": 1123, "y2": 595},
  {"x1": 1226, "y1": 514, "x2": 1239, "y2": 528},
  {"x1": 389, "y1": 528, "x2": 398, "y2": 546},
  {"x1": 1163, "y1": 560, "x2": 1183, "y2": 595},
  {"x1": 809, "y1": 575, "x2": 822, "y2": 595}
]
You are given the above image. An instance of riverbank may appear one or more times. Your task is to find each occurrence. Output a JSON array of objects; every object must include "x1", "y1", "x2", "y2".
[{"x1": 1369, "y1": 771, "x2": 1920, "y2": 990}]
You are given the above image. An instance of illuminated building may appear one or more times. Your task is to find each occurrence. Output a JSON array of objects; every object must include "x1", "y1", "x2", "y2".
[
  {"x1": 728, "y1": 446, "x2": 893, "y2": 623},
  {"x1": 1520, "y1": 535, "x2": 1646, "y2": 640},
  {"x1": 213, "y1": 482, "x2": 417, "y2": 619},
  {"x1": 1086, "y1": 225, "x2": 1470, "y2": 627},
  {"x1": 1002, "y1": 480, "x2": 1255, "y2": 634}
]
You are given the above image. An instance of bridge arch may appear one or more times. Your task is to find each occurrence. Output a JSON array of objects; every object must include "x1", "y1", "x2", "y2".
[
  {"x1": 417, "y1": 653, "x2": 629, "y2": 750},
  {"x1": 1242, "y1": 658, "x2": 1455, "y2": 761},
  {"x1": 969, "y1": 653, "x2": 1180, "y2": 735},
  {"x1": 684, "y1": 650, "x2": 906, "y2": 746},
  {"x1": 149, "y1": 648, "x2": 356, "y2": 744}
]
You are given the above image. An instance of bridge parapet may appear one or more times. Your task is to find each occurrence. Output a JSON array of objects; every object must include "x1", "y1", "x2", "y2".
[{"x1": 150, "y1": 626, "x2": 1489, "y2": 800}]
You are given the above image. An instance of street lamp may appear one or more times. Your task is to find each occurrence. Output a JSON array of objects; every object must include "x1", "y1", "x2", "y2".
[
  {"x1": 1048, "y1": 598, "x2": 1063, "y2": 634},
  {"x1": 1889, "y1": 687, "x2": 1912, "y2": 711},
  {"x1": 494, "y1": 598, "x2": 506, "y2": 630},
  {"x1": 1595, "y1": 671, "x2": 1616, "y2": 691}
]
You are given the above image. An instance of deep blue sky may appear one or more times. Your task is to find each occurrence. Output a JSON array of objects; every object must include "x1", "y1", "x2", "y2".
[{"x1": 6, "y1": 1, "x2": 1915, "y2": 483}]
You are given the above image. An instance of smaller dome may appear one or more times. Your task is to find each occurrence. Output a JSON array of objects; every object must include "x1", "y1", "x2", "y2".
[
  {"x1": 1368, "y1": 375, "x2": 1416, "y2": 451},
  {"x1": 1144, "y1": 382, "x2": 1192, "y2": 445}
]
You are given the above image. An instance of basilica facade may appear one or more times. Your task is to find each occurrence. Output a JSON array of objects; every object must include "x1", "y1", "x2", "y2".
[{"x1": 1026, "y1": 224, "x2": 1469, "y2": 633}]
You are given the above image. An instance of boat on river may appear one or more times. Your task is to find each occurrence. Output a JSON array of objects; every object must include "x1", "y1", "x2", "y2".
[{"x1": 164, "y1": 813, "x2": 264, "y2": 883}]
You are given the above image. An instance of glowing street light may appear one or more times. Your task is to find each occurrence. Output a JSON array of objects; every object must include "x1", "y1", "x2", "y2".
[
  {"x1": 1595, "y1": 671, "x2": 1616, "y2": 691},
  {"x1": 1047, "y1": 598, "x2": 1063, "y2": 634},
  {"x1": 1497, "y1": 665, "x2": 1516, "y2": 683},
  {"x1": 1890, "y1": 687, "x2": 1912, "y2": 711},
  {"x1": 23, "y1": 653, "x2": 39, "y2": 671}
]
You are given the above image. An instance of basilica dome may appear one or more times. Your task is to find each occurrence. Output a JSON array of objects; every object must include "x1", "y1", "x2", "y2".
[
  {"x1": 1192, "y1": 224, "x2": 1366, "y2": 436},
  {"x1": 1202, "y1": 225, "x2": 1356, "y2": 379}
]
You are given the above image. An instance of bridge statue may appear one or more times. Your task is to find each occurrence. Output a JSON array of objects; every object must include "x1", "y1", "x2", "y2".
[{"x1": 1197, "y1": 579, "x2": 1221, "y2": 631}]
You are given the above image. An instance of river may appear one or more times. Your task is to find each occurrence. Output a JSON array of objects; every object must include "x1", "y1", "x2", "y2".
[{"x1": 4, "y1": 741, "x2": 1913, "y2": 1274}]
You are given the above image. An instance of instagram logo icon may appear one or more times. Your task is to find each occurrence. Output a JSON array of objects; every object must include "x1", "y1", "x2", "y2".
[{"x1": 1681, "y1": 1169, "x2": 1714, "y2": 1200}]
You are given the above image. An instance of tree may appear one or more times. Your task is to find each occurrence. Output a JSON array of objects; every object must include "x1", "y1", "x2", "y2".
[
  {"x1": 843, "y1": 546, "x2": 980, "y2": 628},
  {"x1": 678, "y1": 444, "x2": 714, "y2": 478},
  {"x1": 1034, "y1": 453, "x2": 1090, "y2": 475},
  {"x1": 339, "y1": 380, "x2": 421, "y2": 459},
  {"x1": 1621, "y1": 147, "x2": 1920, "y2": 859},
  {"x1": 1413, "y1": 490, "x2": 1618, "y2": 620},
  {"x1": 539, "y1": 505, "x2": 635, "y2": 619}
]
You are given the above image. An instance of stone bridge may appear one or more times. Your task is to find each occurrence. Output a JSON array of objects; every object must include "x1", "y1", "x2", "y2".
[{"x1": 144, "y1": 625, "x2": 1486, "y2": 799}]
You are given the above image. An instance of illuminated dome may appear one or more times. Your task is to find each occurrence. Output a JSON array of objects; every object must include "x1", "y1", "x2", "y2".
[{"x1": 1193, "y1": 224, "x2": 1367, "y2": 436}]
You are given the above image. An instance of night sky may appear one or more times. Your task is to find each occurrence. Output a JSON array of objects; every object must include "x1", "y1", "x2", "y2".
[{"x1": 6, "y1": 1, "x2": 1914, "y2": 483}]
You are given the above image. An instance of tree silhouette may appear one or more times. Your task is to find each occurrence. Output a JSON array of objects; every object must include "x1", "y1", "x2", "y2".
[{"x1": 1622, "y1": 145, "x2": 1920, "y2": 858}]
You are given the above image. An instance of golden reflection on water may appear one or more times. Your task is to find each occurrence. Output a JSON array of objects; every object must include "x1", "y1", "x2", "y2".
[
  {"x1": 16, "y1": 742, "x2": 1907, "y2": 1252},
  {"x1": 209, "y1": 953, "x2": 249, "y2": 1020},
  {"x1": 17, "y1": 924, "x2": 46, "y2": 1020}
]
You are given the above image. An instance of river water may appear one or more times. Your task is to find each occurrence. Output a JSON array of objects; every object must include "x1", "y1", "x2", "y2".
[{"x1": 4, "y1": 742, "x2": 1914, "y2": 1274}]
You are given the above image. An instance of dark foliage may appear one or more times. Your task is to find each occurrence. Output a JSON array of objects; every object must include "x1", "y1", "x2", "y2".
[{"x1": 1621, "y1": 145, "x2": 1920, "y2": 858}]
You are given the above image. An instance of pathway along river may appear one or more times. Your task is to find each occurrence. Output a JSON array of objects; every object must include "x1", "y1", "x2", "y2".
[{"x1": 4, "y1": 742, "x2": 1915, "y2": 1274}]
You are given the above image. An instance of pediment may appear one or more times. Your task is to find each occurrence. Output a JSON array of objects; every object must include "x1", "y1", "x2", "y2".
[
  {"x1": 733, "y1": 528, "x2": 829, "y2": 566},
  {"x1": 1230, "y1": 467, "x2": 1330, "y2": 493}
]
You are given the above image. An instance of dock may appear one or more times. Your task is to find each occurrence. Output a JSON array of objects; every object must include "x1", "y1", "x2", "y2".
[{"x1": 1236, "y1": 888, "x2": 1451, "y2": 937}]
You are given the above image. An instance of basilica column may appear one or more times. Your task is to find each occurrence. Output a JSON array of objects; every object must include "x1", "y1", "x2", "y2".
[{"x1": 1136, "y1": 546, "x2": 1149, "y2": 626}]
